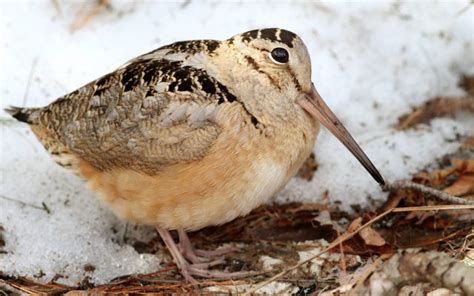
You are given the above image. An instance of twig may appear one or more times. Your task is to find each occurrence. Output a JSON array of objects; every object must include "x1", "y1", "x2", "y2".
[
  {"x1": 70, "y1": 0, "x2": 110, "y2": 32},
  {"x1": 457, "y1": 1, "x2": 473, "y2": 16},
  {"x1": 0, "y1": 195, "x2": 49, "y2": 213},
  {"x1": 383, "y1": 180, "x2": 474, "y2": 205},
  {"x1": 336, "y1": 229, "x2": 346, "y2": 273},
  {"x1": 51, "y1": 0, "x2": 63, "y2": 17},
  {"x1": 243, "y1": 208, "x2": 394, "y2": 295},
  {"x1": 391, "y1": 205, "x2": 474, "y2": 212},
  {"x1": 348, "y1": 254, "x2": 392, "y2": 296}
]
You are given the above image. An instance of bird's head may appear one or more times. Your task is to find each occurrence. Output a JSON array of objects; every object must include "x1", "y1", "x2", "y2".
[{"x1": 214, "y1": 28, "x2": 385, "y2": 185}]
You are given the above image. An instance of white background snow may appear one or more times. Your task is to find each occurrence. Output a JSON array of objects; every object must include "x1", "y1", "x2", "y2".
[{"x1": 1, "y1": 0, "x2": 473, "y2": 286}]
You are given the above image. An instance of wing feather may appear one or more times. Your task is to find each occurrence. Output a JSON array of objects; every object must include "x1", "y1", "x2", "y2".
[{"x1": 36, "y1": 52, "x2": 233, "y2": 174}]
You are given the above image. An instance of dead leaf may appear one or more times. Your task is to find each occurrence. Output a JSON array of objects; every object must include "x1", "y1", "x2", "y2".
[
  {"x1": 397, "y1": 96, "x2": 474, "y2": 130},
  {"x1": 342, "y1": 216, "x2": 392, "y2": 255},
  {"x1": 70, "y1": 0, "x2": 110, "y2": 32},
  {"x1": 459, "y1": 75, "x2": 474, "y2": 96},
  {"x1": 452, "y1": 159, "x2": 474, "y2": 173},
  {"x1": 461, "y1": 137, "x2": 474, "y2": 150},
  {"x1": 347, "y1": 217, "x2": 362, "y2": 233},
  {"x1": 297, "y1": 153, "x2": 319, "y2": 181},
  {"x1": 443, "y1": 174, "x2": 474, "y2": 196},
  {"x1": 359, "y1": 227, "x2": 387, "y2": 247}
]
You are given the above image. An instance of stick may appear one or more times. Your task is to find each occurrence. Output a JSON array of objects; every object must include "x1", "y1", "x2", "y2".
[
  {"x1": 383, "y1": 180, "x2": 474, "y2": 205},
  {"x1": 0, "y1": 195, "x2": 50, "y2": 213},
  {"x1": 391, "y1": 205, "x2": 474, "y2": 212}
]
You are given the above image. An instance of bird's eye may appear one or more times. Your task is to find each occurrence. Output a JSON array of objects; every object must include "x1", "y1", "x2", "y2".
[{"x1": 270, "y1": 47, "x2": 289, "y2": 64}]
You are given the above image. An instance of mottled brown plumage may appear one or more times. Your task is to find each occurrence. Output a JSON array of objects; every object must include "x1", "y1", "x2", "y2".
[{"x1": 7, "y1": 28, "x2": 384, "y2": 282}]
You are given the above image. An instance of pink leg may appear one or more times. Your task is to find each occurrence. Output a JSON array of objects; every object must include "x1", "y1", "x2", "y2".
[
  {"x1": 177, "y1": 229, "x2": 208, "y2": 264},
  {"x1": 156, "y1": 227, "x2": 255, "y2": 283},
  {"x1": 178, "y1": 230, "x2": 240, "y2": 260},
  {"x1": 156, "y1": 226, "x2": 196, "y2": 283},
  {"x1": 195, "y1": 245, "x2": 241, "y2": 258}
]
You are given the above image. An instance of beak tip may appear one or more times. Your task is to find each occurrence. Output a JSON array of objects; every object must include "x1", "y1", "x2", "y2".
[
  {"x1": 304, "y1": 85, "x2": 386, "y2": 188},
  {"x1": 373, "y1": 170, "x2": 386, "y2": 186},
  {"x1": 377, "y1": 177, "x2": 386, "y2": 186}
]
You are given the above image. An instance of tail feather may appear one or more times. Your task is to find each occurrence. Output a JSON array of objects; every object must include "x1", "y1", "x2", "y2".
[
  {"x1": 6, "y1": 106, "x2": 79, "y2": 172},
  {"x1": 4, "y1": 106, "x2": 39, "y2": 124}
]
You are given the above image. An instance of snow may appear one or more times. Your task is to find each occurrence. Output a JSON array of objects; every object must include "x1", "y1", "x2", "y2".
[
  {"x1": 259, "y1": 255, "x2": 283, "y2": 272},
  {"x1": 297, "y1": 242, "x2": 341, "y2": 275},
  {"x1": 1, "y1": 0, "x2": 473, "y2": 286}
]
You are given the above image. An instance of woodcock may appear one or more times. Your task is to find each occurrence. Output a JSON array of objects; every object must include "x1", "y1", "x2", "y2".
[{"x1": 7, "y1": 28, "x2": 385, "y2": 282}]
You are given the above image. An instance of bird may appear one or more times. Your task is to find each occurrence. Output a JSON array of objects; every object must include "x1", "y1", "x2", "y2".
[{"x1": 6, "y1": 28, "x2": 385, "y2": 283}]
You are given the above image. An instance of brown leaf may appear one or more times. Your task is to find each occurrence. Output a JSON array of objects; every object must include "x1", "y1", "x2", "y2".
[
  {"x1": 342, "y1": 217, "x2": 391, "y2": 255},
  {"x1": 452, "y1": 159, "x2": 474, "y2": 173},
  {"x1": 413, "y1": 167, "x2": 456, "y2": 188},
  {"x1": 359, "y1": 226, "x2": 387, "y2": 247},
  {"x1": 459, "y1": 75, "x2": 474, "y2": 96},
  {"x1": 397, "y1": 96, "x2": 474, "y2": 130},
  {"x1": 297, "y1": 153, "x2": 319, "y2": 181},
  {"x1": 443, "y1": 174, "x2": 474, "y2": 196},
  {"x1": 461, "y1": 137, "x2": 474, "y2": 150},
  {"x1": 347, "y1": 217, "x2": 362, "y2": 233},
  {"x1": 342, "y1": 235, "x2": 392, "y2": 256}
]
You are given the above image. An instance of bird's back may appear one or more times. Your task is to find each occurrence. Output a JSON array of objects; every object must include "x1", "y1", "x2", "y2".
[{"x1": 6, "y1": 39, "x2": 237, "y2": 174}]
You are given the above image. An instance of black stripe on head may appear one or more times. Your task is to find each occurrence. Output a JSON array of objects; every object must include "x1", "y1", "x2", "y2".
[
  {"x1": 278, "y1": 29, "x2": 297, "y2": 48},
  {"x1": 241, "y1": 28, "x2": 297, "y2": 48},
  {"x1": 241, "y1": 30, "x2": 259, "y2": 42},
  {"x1": 260, "y1": 28, "x2": 278, "y2": 43}
]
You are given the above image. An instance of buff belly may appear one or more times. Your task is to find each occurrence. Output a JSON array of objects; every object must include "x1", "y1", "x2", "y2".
[{"x1": 80, "y1": 142, "x2": 293, "y2": 231}]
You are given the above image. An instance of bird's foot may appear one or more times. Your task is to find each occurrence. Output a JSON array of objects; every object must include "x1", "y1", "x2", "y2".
[
  {"x1": 172, "y1": 246, "x2": 255, "y2": 283},
  {"x1": 194, "y1": 245, "x2": 241, "y2": 258},
  {"x1": 157, "y1": 227, "x2": 252, "y2": 283},
  {"x1": 187, "y1": 264, "x2": 255, "y2": 280},
  {"x1": 177, "y1": 230, "x2": 239, "y2": 264}
]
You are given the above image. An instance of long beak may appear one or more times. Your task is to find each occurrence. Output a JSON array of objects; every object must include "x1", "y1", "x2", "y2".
[{"x1": 298, "y1": 83, "x2": 385, "y2": 185}]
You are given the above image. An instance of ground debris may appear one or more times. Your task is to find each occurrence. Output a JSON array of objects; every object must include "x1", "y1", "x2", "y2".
[
  {"x1": 0, "y1": 225, "x2": 5, "y2": 249},
  {"x1": 191, "y1": 202, "x2": 337, "y2": 244},
  {"x1": 384, "y1": 158, "x2": 474, "y2": 208},
  {"x1": 459, "y1": 74, "x2": 474, "y2": 96},
  {"x1": 397, "y1": 96, "x2": 474, "y2": 130},
  {"x1": 366, "y1": 251, "x2": 474, "y2": 295},
  {"x1": 342, "y1": 216, "x2": 392, "y2": 256},
  {"x1": 297, "y1": 152, "x2": 319, "y2": 181},
  {"x1": 0, "y1": 273, "x2": 71, "y2": 295},
  {"x1": 70, "y1": 0, "x2": 111, "y2": 32},
  {"x1": 379, "y1": 156, "x2": 473, "y2": 254}
]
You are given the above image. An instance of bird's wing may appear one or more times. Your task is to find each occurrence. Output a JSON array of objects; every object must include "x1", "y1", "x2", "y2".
[{"x1": 38, "y1": 54, "x2": 237, "y2": 174}]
